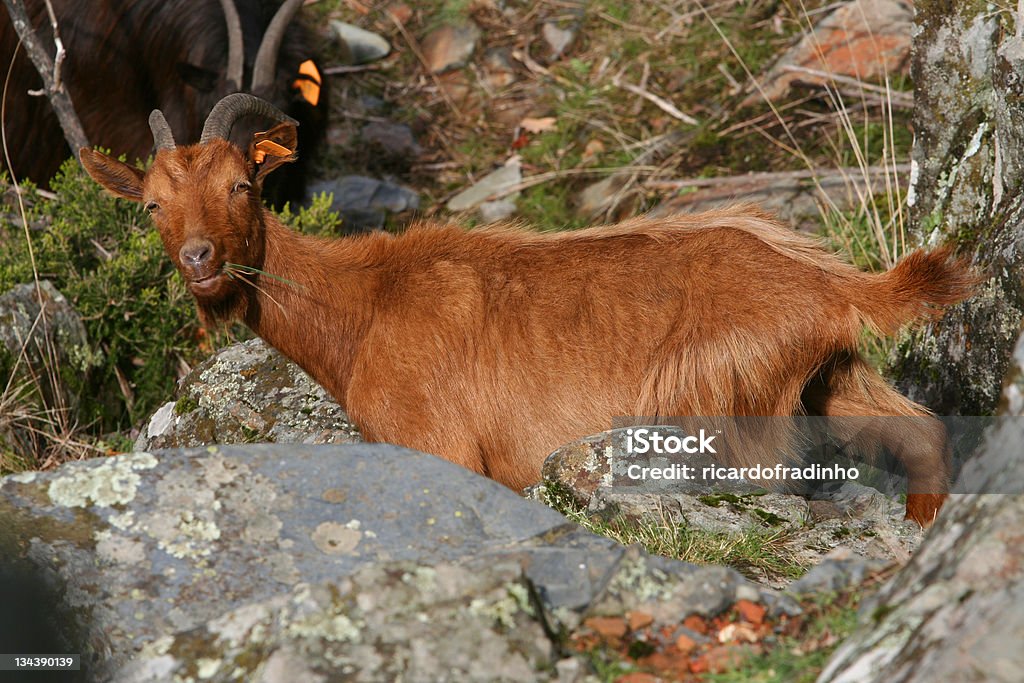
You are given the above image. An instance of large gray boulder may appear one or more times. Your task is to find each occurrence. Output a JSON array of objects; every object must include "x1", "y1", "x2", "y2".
[
  {"x1": 890, "y1": 3, "x2": 1024, "y2": 415},
  {"x1": 818, "y1": 324, "x2": 1024, "y2": 681},
  {"x1": 135, "y1": 338, "x2": 361, "y2": 450},
  {"x1": 0, "y1": 444, "x2": 796, "y2": 681}
]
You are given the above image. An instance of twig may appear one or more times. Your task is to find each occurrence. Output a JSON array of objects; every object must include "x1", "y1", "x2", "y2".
[
  {"x1": 386, "y1": 11, "x2": 463, "y2": 121},
  {"x1": 1, "y1": 0, "x2": 89, "y2": 155},
  {"x1": 781, "y1": 65, "x2": 914, "y2": 107},
  {"x1": 611, "y1": 74, "x2": 699, "y2": 125},
  {"x1": 322, "y1": 63, "x2": 384, "y2": 75},
  {"x1": 647, "y1": 164, "x2": 911, "y2": 191}
]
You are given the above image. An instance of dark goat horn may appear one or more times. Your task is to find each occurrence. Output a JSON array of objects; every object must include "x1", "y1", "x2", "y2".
[
  {"x1": 218, "y1": 0, "x2": 245, "y2": 91},
  {"x1": 200, "y1": 93, "x2": 298, "y2": 144},
  {"x1": 149, "y1": 110, "x2": 176, "y2": 150},
  {"x1": 250, "y1": 0, "x2": 304, "y2": 94}
]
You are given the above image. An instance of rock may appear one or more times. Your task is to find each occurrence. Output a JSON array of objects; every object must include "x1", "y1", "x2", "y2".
[
  {"x1": 542, "y1": 21, "x2": 577, "y2": 61},
  {"x1": 0, "y1": 281, "x2": 99, "y2": 459},
  {"x1": 478, "y1": 199, "x2": 518, "y2": 223},
  {"x1": 307, "y1": 175, "x2": 420, "y2": 232},
  {"x1": 744, "y1": 0, "x2": 913, "y2": 106},
  {"x1": 360, "y1": 120, "x2": 420, "y2": 156},
  {"x1": 0, "y1": 444, "x2": 797, "y2": 680},
  {"x1": 421, "y1": 22, "x2": 482, "y2": 73},
  {"x1": 447, "y1": 157, "x2": 522, "y2": 212},
  {"x1": 818, "y1": 325, "x2": 1024, "y2": 681},
  {"x1": 577, "y1": 175, "x2": 630, "y2": 217},
  {"x1": 385, "y1": 1, "x2": 412, "y2": 26},
  {"x1": 330, "y1": 20, "x2": 391, "y2": 64},
  {"x1": 786, "y1": 547, "x2": 887, "y2": 596},
  {"x1": 888, "y1": 3, "x2": 1024, "y2": 416},
  {"x1": 135, "y1": 338, "x2": 361, "y2": 451}
]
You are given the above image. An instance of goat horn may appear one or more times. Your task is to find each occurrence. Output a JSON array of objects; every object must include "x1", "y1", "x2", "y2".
[
  {"x1": 250, "y1": 0, "x2": 304, "y2": 94},
  {"x1": 200, "y1": 93, "x2": 298, "y2": 144},
  {"x1": 149, "y1": 110, "x2": 176, "y2": 150},
  {"x1": 218, "y1": 0, "x2": 245, "y2": 91}
]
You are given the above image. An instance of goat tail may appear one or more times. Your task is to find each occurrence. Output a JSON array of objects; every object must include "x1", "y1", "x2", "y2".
[{"x1": 852, "y1": 246, "x2": 979, "y2": 336}]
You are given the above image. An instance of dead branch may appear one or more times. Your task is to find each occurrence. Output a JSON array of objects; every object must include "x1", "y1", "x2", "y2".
[{"x1": 1, "y1": 0, "x2": 89, "y2": 157}]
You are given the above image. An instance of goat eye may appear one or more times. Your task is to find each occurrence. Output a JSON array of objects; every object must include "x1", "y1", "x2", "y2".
[
  {"x1": 231, "y1": 181, "x2": 251, "y2": 194},
  {"x1": 144, "y1": 201, "x2": 159, "y2": 213}
]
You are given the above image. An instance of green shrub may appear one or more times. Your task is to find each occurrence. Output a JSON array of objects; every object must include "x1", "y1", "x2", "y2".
[{"x1": 1, "y1": 158, "x2": 210, "y2": 434}]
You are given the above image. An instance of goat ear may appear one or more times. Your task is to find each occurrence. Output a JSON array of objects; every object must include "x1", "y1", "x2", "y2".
[
  {"x1": 79, "y1": 148, "x2": 145, "y2": 202},
  {"x1": 249, "y1": 122, "x2": 298, "y2": 182}
]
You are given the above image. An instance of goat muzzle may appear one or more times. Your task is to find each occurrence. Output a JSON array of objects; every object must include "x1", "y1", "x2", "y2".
[{"x1": 179, "y1": 238, "x2": 223, "y2": 294}]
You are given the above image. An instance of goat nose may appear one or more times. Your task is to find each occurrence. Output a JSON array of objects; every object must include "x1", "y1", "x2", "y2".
[{"x1": 179, "y1": 238, "x2": 214, "y2": 268}]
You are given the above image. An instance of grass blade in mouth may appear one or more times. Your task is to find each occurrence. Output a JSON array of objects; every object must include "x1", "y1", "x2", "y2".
[{"x1": 223, "y1": 262, "x2": 304, "y2": 289}]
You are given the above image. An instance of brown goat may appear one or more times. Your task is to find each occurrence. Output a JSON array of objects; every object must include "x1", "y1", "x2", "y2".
[{"x1": 80, "y1": 95, "x2": 977, "y2": 526}]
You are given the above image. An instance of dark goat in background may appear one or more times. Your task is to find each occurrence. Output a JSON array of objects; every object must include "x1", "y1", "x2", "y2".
[{"x1": 0, "y1": 0, "x2": 326, "y2": 206}]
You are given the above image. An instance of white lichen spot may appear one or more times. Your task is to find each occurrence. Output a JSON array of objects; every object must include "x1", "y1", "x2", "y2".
[
  {"x1": 7, "y1": 471, "x2": 37, "y2": 484},
  {"x1": 311, "y1": 522, "x2": 361, "y2": 555},
  {"x1": 287, "y1": 610, "x2": 360, "y2": 643},
  {"x1": 401, "y1": 566, "x2": 437, "y2": 594},
  {"x1": 158, "y1": 511, "x2": 221, "y2": 559},
  {"x1": 47, "y1": 454, "x2": 155, "y2": 508},
  {"x1": 963, "y1": 122, "x2": 988, "y2": 159},
  {"x1": 468, "y1": 590, "x2": 525, "y2": 630},
  {"x1": 343, "y1": 519, "x2": 361, "y2": 530},
  {"x1": 734, "y1": 584, "x2": 760, "y2": 604},
  {"x1": 609, "y1": 558, "x2": 672, "y2": 602},
  {"x1": 196, "y1": 658, "x2": 221, "y2": 679},
  {"x1": 109, "y1": 510, "x2": 135, "y2": 530},
  {"x1": 907, "y1": 158, "x2": 919, "y2": 207}
]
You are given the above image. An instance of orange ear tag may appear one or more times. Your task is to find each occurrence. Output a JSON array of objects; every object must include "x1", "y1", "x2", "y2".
[
  {"x1": 253, "y1": 138, "x2": 293, "y2": 164},
  {"x1": 292, "y1": 59, "x2": 322, "y2": 106}
]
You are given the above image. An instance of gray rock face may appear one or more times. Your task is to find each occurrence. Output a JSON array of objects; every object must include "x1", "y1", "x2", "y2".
[
  {"x1": 0, "y1": 280, "x2": 99, "y2": 458},
  {"x1": 0, "y1": 444, "x2": 795, "y2": 681},
  {"x1": 135, "y1": 338, "x2": 361, "y2": 451},
  {"x1": 818, "y1": 326, "x2": 1024, "y2": 682},
  {"x1": 890, "y1": 3, "x2": 1024, "y2": 415},
  {"x1": 307, "y1": 175, "x2": 420, "y2": 232}
]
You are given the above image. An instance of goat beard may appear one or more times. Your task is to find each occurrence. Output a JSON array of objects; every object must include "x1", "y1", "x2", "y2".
[{"x1": 193, "y1": 286, "x2": 251, "y2": 328}]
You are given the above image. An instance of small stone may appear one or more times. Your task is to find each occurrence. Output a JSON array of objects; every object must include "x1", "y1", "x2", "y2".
[
  {"x1": 691, "y1": 644, "x2": 760, "y2": 674},
  {"x1": 683, "y1": 615, "x2": 708, "y2": 634},
  {"x1": 614, "y1": 673, "x2": 659, "y2": 683},
  {"x1": 478, "y1": 199, "x2": 517, "y2": 223},
  {"x1": 583, "y1": 615, "x2": 628, "y2": 640},
  {"x1": 734, "y1": 599, "x2": 766, "y2": 625},
  {"x1": 385, "y1": 1, "x2": 412, "y2": 25},
  {"x1": 330, "y1": 21, "x2": 391, "y2": 65},
  {"x1": 421, "y1": 22, "x2": 482, "y2": 73},
  {"x1": 360, "y1": 121, "x2": 420, "y2": 156},
  {"x1": 675, "y1": 633, "x2": 697, "y2": 654},
  {"x1": 627, "y1": 610, "x2": 654, "y2": 631},
  {"x1": 542, "y1": 21, "x2": 577, "y2": 60},
  {"x1": 447, "y1": 157, "x2": 521, "y2": 212}
]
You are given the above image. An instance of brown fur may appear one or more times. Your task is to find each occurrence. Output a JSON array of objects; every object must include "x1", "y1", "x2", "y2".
[{"x1": 80, "y1": 133, "x2": 978, "y2": 526}]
